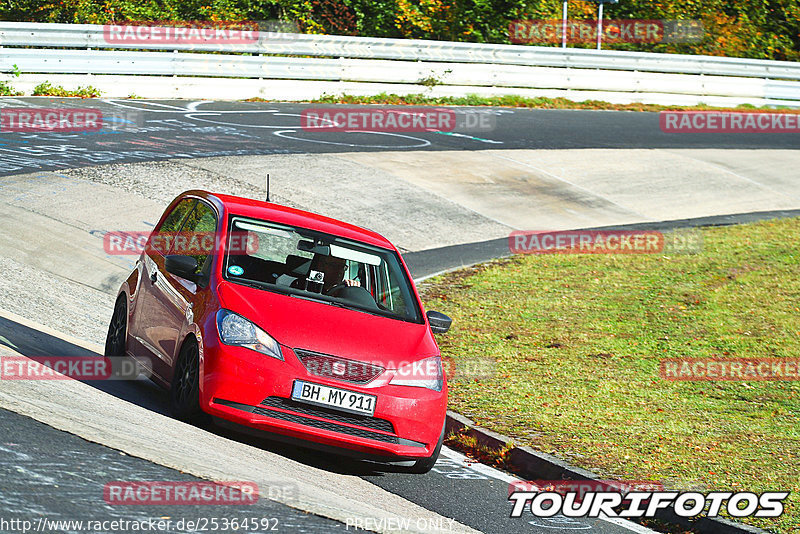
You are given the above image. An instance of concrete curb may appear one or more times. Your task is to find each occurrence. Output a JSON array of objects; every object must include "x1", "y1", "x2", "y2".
[{"x1": 444, "y1": 411, "x2": 768, "y2": 534}]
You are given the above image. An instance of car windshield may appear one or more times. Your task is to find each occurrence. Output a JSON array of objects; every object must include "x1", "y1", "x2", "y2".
[{"x1": 222, "y1": 216, "x2": 422, "y2": 323}]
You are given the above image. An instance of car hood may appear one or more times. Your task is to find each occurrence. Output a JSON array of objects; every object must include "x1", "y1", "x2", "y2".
[{"x1": 217, "y1": 281, "x2": 438, "y2": 367}]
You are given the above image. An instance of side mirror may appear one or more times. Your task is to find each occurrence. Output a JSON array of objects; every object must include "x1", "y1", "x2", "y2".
[
  {"x1": 427, "y1": 311, "x2": 452, "y2": 334},
  {"x1": 165, "y1": 255, "x2": 199, "y2": 283}
]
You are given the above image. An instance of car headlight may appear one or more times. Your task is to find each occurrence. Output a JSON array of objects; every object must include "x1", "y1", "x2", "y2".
[
  {"x1": 216, "y1": 309, "x2": 283, "y2": 361},
  {"x1": 389, "y1": 356, "x2": 443, "y2": 391}
]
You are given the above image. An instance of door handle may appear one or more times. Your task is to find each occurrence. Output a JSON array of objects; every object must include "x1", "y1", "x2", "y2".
[{"x1": 150, "y1": 270, "x2": 157, "y2": 284}]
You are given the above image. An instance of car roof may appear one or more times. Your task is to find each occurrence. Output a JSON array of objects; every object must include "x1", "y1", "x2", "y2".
[{"x1": 194, "y1": 191, "x2": 395, "y2": 250}]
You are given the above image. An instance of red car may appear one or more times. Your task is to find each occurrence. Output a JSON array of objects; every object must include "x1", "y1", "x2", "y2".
[{"x1": 104, "y1": 190, "x2": 452, "y2": 472}]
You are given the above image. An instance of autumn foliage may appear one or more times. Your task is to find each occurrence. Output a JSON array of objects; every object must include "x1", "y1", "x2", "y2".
[{"x1": 2, "y1": 0, "x2": 798, "y2": 60}]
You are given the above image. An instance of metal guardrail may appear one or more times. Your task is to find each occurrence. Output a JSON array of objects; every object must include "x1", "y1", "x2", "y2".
[
  {"x1": 0, "y1": 21, "x2": 798, "y2": 102},
  {"x1": 0, "y1": 47, "x2": 779, "y2": 99}
]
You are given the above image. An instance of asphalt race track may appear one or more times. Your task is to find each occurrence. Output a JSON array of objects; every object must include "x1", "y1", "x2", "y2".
[
  {"x1": 0, "y1": 97, "x2": 797, "y2": 534},
  {"x1": 0, "y1": 98, "x2": 795, "y2": 177},
  {"x1": 0, "y1": 407, "x2": 347, "y2": 533}
]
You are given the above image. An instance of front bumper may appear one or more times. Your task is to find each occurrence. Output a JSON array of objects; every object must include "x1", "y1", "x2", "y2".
[{"x1": 199, "y1": 337, "x2": 447, "y2": 460}]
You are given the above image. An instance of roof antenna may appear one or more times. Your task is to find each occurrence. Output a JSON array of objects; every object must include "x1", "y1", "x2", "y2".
[{"x1": 266, "y1": 173, "x2": 270, "y2": 202}]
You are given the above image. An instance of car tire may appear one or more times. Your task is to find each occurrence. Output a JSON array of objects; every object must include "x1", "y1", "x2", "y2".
[
  {"x1": 104, "y1": 296, "x2": 127, "y2": 358},
  {"x1": 170, "y1": 339, "x2": 205, "y2": 423},
  {"x1": 408, "y1": 423, "x2": 445, "y2": 474}
]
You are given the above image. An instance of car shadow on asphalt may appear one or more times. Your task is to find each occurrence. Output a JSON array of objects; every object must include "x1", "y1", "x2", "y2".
[
  {"x1": 0, "y1": 315, "x2": 409, "y2": 477},
  {"x1": 209, "y1": 421, "x2": 416, "y2": 476}
]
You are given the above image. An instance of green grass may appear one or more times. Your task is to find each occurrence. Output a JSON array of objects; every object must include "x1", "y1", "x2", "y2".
[
  {"x1": 32, "y1": 82, "x2": 102, "y2": 98},
  {"x1": 0, "y1": 80, "x2": 22, "y2": 96},
  {"x1": 246, "y1": 92, "x2": 800, "y2": 113},
  {"x1": 421, "y1": 218, "x2": 800, "y2": 533}
]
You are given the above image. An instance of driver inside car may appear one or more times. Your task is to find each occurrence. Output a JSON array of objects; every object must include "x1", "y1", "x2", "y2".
[{"x1": 313, "y1": 254, "x2": 361, "y2": 294}]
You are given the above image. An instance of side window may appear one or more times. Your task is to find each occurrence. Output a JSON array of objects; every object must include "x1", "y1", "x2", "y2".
[
  {"x1": 157, "y1": 199, "x2": 196, "y2": 234},
  {"x1": 176, "y1": 201, "x2": 218, "y2": 275}
]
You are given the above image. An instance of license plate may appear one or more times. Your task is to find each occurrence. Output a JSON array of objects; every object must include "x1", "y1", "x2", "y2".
[{"x1": 291, "y1": 380, "x2": 376, "y2": 416}]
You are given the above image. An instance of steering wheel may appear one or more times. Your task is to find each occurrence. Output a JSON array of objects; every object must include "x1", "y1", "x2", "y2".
[
  {"x1": 326, "y1": 282, "x2": 349, "y2": 296},
  {"x1": 325, "y1": 284, "x2": 380, "y2": 309}
]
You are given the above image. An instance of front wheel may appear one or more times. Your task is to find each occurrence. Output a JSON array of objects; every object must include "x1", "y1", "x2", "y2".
[
  {"x1": 408, "y1": 423, "x2": 445, "y2": 474},
  {"x1": 104, "y1": 296, "x2": 127, "y2": 358},
  {"x1": 170, "y1": 340, "x2": 205, "y2": 423}
]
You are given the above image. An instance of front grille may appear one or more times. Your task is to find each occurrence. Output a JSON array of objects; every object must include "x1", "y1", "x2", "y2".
[
  {"x1": 252, "y1": 405, "x2": 400, "y2": 444},
  {"x1": 260, "y1": 396, "x2": 394, "y2": 433},
  {"x1": 213, "y1": 397, "x2": 426, "y2": 449},
  {"x1": 295, "y1": 349, "x2": 384, "y2": 384}
]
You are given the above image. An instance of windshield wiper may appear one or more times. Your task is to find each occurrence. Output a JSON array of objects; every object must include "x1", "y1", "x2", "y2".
[
  {"x1": 232, "y1": 279, "x2": 272, "y2": 291},
  {"x1": 288, "y1": 292, "x2": 331, "y2": 305},
  {"x1": 326, "y1": 299, "x2": 388, "y2": 318}
]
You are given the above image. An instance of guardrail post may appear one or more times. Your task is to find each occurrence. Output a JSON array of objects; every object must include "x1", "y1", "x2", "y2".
[{"x1": 596, "y1": 3, "x2": 603, "y2": 50}]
